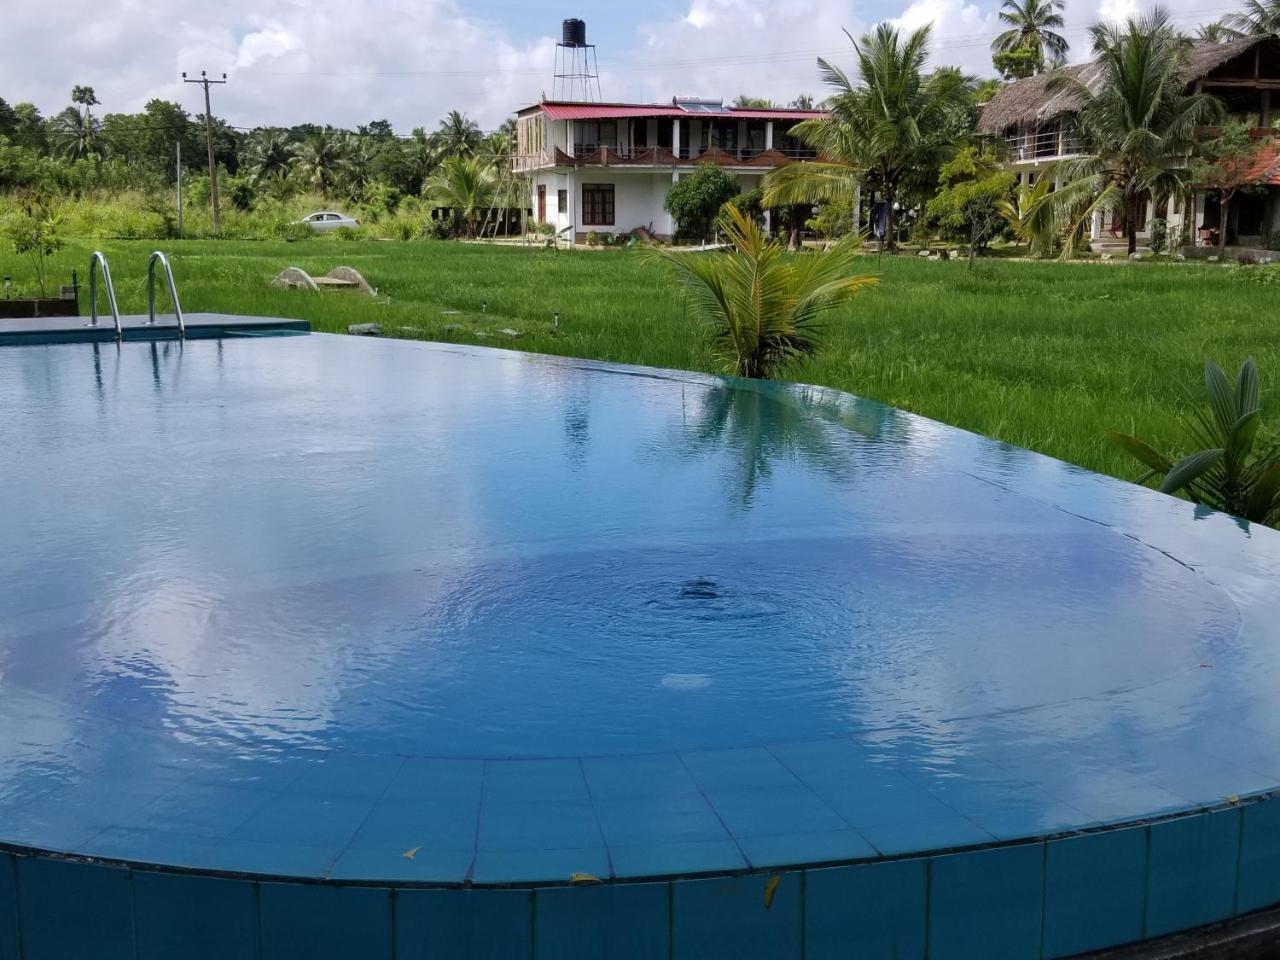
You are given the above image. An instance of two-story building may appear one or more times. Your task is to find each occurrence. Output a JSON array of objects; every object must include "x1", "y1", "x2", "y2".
[
  {"x1": 514, "y1": 98, "x2": 826, "y2": 242},
  {"x1": 978, "y1": 36, "x2": 1280, "y2": 254}
]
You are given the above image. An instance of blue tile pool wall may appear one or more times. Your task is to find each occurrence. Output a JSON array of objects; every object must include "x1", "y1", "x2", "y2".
[{"x1": 1, "y1": 796, "x2": 1277, "y2": 960}]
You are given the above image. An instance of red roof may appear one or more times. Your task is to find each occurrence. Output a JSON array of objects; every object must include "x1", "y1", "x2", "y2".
[
  {"x1": 1240, "y1": 137, "x2": 1280, "y2": 186},
  {"x1": 520, "y1": 100, "x2": 826, "y2": 122}
]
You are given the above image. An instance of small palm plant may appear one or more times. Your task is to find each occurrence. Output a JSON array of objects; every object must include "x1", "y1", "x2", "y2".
[
  {"x1": 647, "y1": 204, "x2": 877, "y2": 380},
  {"x1": 1108, "y1": 357, "x2": 1280, "y2": 527}
]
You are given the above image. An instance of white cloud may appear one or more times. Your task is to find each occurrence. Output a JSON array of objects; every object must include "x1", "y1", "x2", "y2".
[{"x1": 0, "y1": 0, "x2": 1239, "y2": 133}]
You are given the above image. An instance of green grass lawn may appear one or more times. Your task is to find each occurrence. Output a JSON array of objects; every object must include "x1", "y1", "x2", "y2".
[{"x1": 4, "y1": 237, "x2": 1273, "y2": 481}]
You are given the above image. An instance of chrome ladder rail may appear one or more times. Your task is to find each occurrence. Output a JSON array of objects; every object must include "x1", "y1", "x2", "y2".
[
  {"x1": 147, "y1": 251, "x2": 185, "y2": 338},
  {"x1": 88, "y1": 251, "x2": 122, "y2": 340}
]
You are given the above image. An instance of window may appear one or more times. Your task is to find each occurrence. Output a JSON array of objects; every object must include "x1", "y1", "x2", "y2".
[
  {"x1": 557, "y1": 189, "x2": 567, "y2": 216},
  {"x1": 575, "y1": 120, "x2": 617, "y2": 151},
  {"x1": 581, "y1": 184, "x2": 614, "y2": 226}
]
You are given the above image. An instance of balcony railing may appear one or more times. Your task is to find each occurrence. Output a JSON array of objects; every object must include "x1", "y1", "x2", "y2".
[
  {"x1": 548, "y1": 144, "x2": 818, "y2": 165},
  {"x1": 1000, "y1": 131, "x2": 1084, "y2": 163}
]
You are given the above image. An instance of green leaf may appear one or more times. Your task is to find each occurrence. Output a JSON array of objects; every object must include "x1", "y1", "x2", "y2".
[
  {"x1": 1159, "y1": 448, "x2": 1224, "y2": 495},
  {"x1": 1204, "y1": 360, "x2": 1237, "y2": 437},
  {"x1": 1244, "y1": 461, "x2": 1280, "y2": 523},
  {"x1": 1236, "y1": 356, "x2": 1261, "y2": 416},
  {"x1": 1106, "y1": 430, "x2": 1173, "y2": 472}
]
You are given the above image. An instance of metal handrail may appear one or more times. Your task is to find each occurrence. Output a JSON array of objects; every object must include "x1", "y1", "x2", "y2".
[
  {"x1": 146, "y1": 251, "x2": 185, "y2": 338},
  {"x1": 88, "y1": 251, "x2": 121, "y2": 340}
]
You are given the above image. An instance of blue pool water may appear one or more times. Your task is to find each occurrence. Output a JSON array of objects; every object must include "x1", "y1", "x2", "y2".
[{"x1": 3, "y1": 333, "x2": 1280, "y2": 909}]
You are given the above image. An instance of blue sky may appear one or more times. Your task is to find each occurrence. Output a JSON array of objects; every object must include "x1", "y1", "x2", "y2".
[{"x1": 0, "y1": 0, "x2": 1246, "y2": 131}]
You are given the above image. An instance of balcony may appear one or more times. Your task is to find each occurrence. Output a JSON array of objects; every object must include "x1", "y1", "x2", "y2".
[
  {"x1": 1000, "y1": 130, "x2": 1084, "y2": 164},
  {"x1": 533, "y1": 144, "x2": 818, "y2": 169}
]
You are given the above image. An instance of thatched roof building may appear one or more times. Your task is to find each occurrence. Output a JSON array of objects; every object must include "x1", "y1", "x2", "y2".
[{"x1": 978, "y1": 36, "x2": 1273, "y2": 135}]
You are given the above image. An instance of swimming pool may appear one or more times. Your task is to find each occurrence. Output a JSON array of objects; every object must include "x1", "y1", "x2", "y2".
[{"x1": 3, "y1": 333, "x2": 1280, "y2": 959}]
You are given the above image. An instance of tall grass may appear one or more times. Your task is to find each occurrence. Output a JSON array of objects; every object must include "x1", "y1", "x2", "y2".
[{"x1": 1, "y1": 236, "x2": 1272, "y2": 482}]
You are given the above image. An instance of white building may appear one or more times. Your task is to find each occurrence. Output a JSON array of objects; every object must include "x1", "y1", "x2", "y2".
[
  {"x1": 514, "y1": 98, "x2": 826, "y2": 242},
  {"x1": 979, "y1": 36, "x2": 1280, "y2": 255}
]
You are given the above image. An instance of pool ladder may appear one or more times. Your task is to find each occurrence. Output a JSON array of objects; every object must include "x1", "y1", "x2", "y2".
[{"x1": 87, "y1": 251, "x2": 186, "y2": 341}]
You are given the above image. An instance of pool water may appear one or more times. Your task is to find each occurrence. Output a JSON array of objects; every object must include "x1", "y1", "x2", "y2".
[
  {"x1": 3, "y1": 333, "x2": 1280, "y2": 921},
  {"x1": 0, "y1": 336, "x2": 1238, "y2": 760}
]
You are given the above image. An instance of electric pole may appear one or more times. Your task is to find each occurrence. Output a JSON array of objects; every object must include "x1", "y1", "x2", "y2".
[{"x1": 183, "y1": 70, "x2": 227, "y2": 234}]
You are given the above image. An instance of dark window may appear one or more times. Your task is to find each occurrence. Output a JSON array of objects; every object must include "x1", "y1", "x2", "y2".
[
  {"x1": 581, "y1": 184, "x2": 615, "y2": 226},
  {"x1": 575, "y1": 120, "x2": 616, "y2": 151},
  {"x1": 557, "y1": 189, "x2": 567, "y2": 215},
  {"x1": 633, "y1": 120, "x2": 649, "y2": 148},
  {"x1": 657, "y1": 120, "x2": 673, "y2": 149}
]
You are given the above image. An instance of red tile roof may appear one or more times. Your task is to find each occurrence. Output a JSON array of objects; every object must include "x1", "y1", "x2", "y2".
[
  {"x1": 520, "y1": 101, "x2": 826, "y2": 122},
  {"x1": 1240, "y1": 138, "x2": 1280, "y2": 186}
]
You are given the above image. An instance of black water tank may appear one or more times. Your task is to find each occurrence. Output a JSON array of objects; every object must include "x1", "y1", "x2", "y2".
[{"x1": 562, "y1": 18, "x2": 587, "y2": 46}]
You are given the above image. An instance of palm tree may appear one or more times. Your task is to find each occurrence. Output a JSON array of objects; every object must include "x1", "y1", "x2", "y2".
[
  {"x1": 289, "y1": 130, "x2": 353, "y2": 194},
  {"x1": 435, "y1": 110, "x2": 482, "y2": 157},
  {"x1": 1195, "y1": 20, "x2": 1237, "y2": 42},
  {"x1": 991, "y1": 0, "x2": 1070, "y2": 72},
  {"x1": 790, "y1": 94, "x2": 817, "y2": 110},
  {"x1": 1223, "y1": 0, "x2": 1280, "y2": 35},
  {"x1": 763, "y1": 24, "x2": 973, "y2": 250},
  {"x1": 424, "y1": 154, "x2": 496, "y2": 237},
  {"x1": 402, "y1": 127, "x2": 440, "y2": 196},
  {"x1": 645, "y1": 204, "x2": 877, "y2": 379},
  {"x1": 242, "y1": 129, "x2": 293, "y2": 184},
  {"x1": 51, "y1": 107, "x2": 102, "y2": 161},
  {"x1": 1036, "y1": 9, "x2": 1223, "y2": 256}
]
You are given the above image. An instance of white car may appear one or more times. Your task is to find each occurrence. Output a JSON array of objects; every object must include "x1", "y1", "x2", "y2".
[{"x1": 295, "y1": 211, "x2": 361, "y2": 233}]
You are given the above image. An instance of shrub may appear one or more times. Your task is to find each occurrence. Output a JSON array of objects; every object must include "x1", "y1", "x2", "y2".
[
  {"x1": 664, "y1": 164, "x2": 741, "y2": 242},
  {"x1": 2, "y1": 194, "x2": 64, "y2": 295},
  {"x1": 1148, "y1": 217, "x2": 1167, "y2": 255},
  {"x1": 1108, "y1": 357, "x2": 1280, "y2": 527}
]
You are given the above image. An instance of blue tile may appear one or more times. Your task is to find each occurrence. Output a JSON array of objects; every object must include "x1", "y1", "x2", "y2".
[
  {"x1": 133, "y1": 783, "x2": 276, "y2": 839},
  {"x1": 812, "y1": 777, "x2": 958, "y2": 827},
  {"x1": 680, "y1": 748, "x2": 799, "y2": 791},
  {"x1": 478, "y1": 799, "x2": 603, "y2": 851},
  {"x1": 397, "y1": 888, "x2": 531, "y2": 958},
  {"x1": 483, "y1": 759, "x2": 588, "y2": 802},
  {"x1": 0, "y1": 854, "x2": 17, "y2": 960},
  {"x1": 739, "y1": 829, "x2": 875, "y2": 868},
  {"x1": 471, "y1": 846, "x2": 611, "y2": 884},
  {"x1": 706, "y1": 786, "x2": 848, "y2": 839},
  {"x1": 595, "y1": 795, "x2": 729, "y2": 846},
  {"x1": 1043, "y1": 826, "x2": 1147, "y2": 958},
  {"x1": 383, "y1": 757, "x2": 484, "y2": 801},
  {"x1": 960, "y1": 795, "x2": 1096, "y2": 842},
  {"x1": 283, "y1": 754, "x2": 405, "y2": 799},
  {"x1": 1146, "y1": 809, "x2": 1241, "y2": 936},
  {"x1": 329, "y1": 845, "x2": 474, "y2": 883},
  {"x1": 16, "y1": 857, "x2": 135, "y2": 960},
  {"x1": 227, "y1": 793, "x2": 373, "y2": 848},
  {"x1": 348, "y1": 797, "x2": 478, "y2": 850},
  {"x1": 860, "y1": 816, "x2": 994, "y2": 856},
  {"x1": 927, "y1": 843, "x2": 1044, "y2": 960},
  {"x1": 198, "y1": 840, "x2": 337, "y2": 878},
  {"x1": 806, "y1": 859, "x2": 926, "y2": 960},
  {"x1": 134, "y1": 870, "x2": 258, "y2": 960},
  {"x1": 767, "y1": 737, "x2": 874, "y2": 787},
  {"x1": 610, "y1": 839, "x2": 748, "y2": 879},
  {"x1": 583, "y1": 753, "x2": 701, "y2": 799},
  {"x1": 536, "y1": 882, "x2": 669, "y2": 959},
  {"x1": 1239, "y1": 797, "x2": 1280, "y2": 912},
  {"x1": 259, "y1": 882, "x2": 393, "y2": 960},
  {"x1": 672, "y1": 872, "x2": 802, "y2": 958},
  {"x1": 79, "y1": 827, "x2": 211, "y2": 868}
]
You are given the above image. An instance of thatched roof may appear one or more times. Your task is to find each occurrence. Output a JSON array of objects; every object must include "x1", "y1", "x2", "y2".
[{"x1": 977, "y1": 36, "x2": 1266, "y2": 134}]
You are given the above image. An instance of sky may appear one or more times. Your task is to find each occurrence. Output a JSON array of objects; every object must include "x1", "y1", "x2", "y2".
[{"x1": 0, "y1": 0, "x2": 1246, "y2": 134}]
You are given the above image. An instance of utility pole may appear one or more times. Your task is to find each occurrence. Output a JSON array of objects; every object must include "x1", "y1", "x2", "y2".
[
  {"x1": 176, "y1": 141, "x2": 184, "y2": 239},
  {"x1": 183, "y1": 70, "x2": 227, "y2": 233}
]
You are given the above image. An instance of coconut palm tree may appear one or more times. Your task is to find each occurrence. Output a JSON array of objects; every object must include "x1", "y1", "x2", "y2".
[
  {"x1": 242, "y1": 129, "x2": 293, "y2": 184},
  {"x1": 401, "y1": 127, "x2": 441, "y2": 196},
  {"x1": 51, "y1": 107, "x2": 102, "y2": 161},
  {"x1": 1195, "y1": 20, "x2": 1237, "y2": 42},
  {"x1": 762, "y1": 24, "x2": 973, "y2": 250},
  {"x1": 991, "y1": 0, "x2": 1070, "y2": 72},
  {"x1": 424, "y1": 154, "x2": 496, "y2": 237},
  {"x1": 435, "y1": 110, "x2": 482, "y2": 157},
  {"x1": 289, "y1": 130, "x2": 353, "y2": 194},
  {"x1": 1035, "y1": 9, "x2": 1223, "y2": 256},
  {"x1": 645, "y1": 204, "x2": 878, "y2": 379},
  {"x1": 1223, "y1": 0, "x2": 1280, "y2": 36}
]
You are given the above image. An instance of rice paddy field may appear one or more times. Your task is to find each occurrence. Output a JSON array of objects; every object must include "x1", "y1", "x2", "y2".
[{"x1": 4, "y1": 236, "x2": 1275, "y2": 481}]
